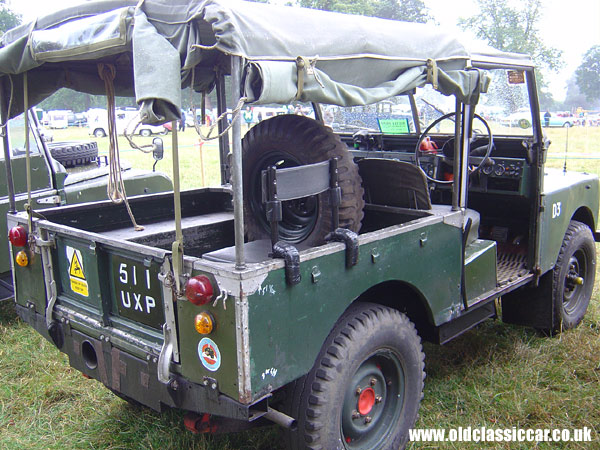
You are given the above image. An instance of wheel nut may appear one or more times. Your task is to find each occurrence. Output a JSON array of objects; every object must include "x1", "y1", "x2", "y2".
[
  {"x1": 355, "y1": 387, "x2": 362, "y2": 395},
  {"x1": 370, "y1": 378, "x2": 377, "y2": 386},
  {"x1": 375, "y1": 396, "x2": 383, "y2": 404},
  {"x1": 352, "y1": 410, "x2": 360, "y2": 420},
  {"x1": 364, "y1": 416, "x2": 372, "y2": 424}
]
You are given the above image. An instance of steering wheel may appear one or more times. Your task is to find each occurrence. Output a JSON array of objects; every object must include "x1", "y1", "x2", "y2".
[{"x1": 415, "y1": 112, "x2": 494, "y2": 184}]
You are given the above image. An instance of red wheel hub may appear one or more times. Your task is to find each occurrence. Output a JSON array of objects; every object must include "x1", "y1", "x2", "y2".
[{"x1": 357, "y1": 387, "x2": 376, "y2": 415}]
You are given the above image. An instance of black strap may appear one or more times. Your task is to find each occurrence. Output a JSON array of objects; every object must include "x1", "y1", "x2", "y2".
[
  {"x1": 325, "y1": 228, "x2": 359, "y2": 268},
  {"x1": 273, "y1": 241, "x2": 301, "y2": 285}
]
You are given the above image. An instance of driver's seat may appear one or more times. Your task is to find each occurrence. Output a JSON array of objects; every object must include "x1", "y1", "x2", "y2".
[
  {"x1": 357, "y1": 158, "x2": 480, "y2": 245},
  {"x1": 358, "y1": 158, "x2": 432, "y2": 210}
]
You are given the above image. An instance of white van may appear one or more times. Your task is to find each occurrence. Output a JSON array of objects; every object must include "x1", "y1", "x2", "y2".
[
  {"x1": 46, "y1": 110, "x2": 70, "y2": 129},
  {"x1": 87, "y1": 108, "x2": 166, "y2": 137}
]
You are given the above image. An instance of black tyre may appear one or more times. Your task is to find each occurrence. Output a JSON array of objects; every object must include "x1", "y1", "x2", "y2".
[
  {"x1": 242, "y1": 115, "x2": 364, "y2": 245},
  {"x1": 140, "y1": 128, "x2": 152, "y2": 137},
  {"x1": 93, "y1": 128, "x2": 106, "y2": 138},
  {"x1": 47, "y1": 141, "x2": 99, "y2": 167},
  {"x1": 284, "y1": 303, "x2": 425, "y2": 450},
  {"x1": 551, "y1": 220, "x2": 596, "y2": 332}
]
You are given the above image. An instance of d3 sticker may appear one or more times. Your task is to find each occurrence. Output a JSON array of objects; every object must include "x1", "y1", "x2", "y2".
[{"x1": 198, "y1": 337, "x2": 221, "y2": 372}]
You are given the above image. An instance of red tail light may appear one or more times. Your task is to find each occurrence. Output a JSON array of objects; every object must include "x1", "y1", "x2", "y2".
[
  {"x1": 185, "y1": 275, "x2": 215, "y2": 305},
  {"x1": 8, "y1": 226, "x2": 28, "y2": 247}
]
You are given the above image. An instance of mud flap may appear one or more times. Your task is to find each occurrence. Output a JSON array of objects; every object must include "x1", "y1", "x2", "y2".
[
  {"x1": 501, "y1": 271, "x2": 553, "y2": 329},
  {"x1": 47, "y1": 321, "x2": 64, "y2": 349}
]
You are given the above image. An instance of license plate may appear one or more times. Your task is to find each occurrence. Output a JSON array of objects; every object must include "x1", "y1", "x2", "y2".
[{"x1": 112, "y1": 255, "x2": 164, "y2": 329}]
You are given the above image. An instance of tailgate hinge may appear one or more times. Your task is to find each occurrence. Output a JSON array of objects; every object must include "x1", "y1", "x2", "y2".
[{"x1": 36, "y1": 195, "x2": 61, "y2": 205}]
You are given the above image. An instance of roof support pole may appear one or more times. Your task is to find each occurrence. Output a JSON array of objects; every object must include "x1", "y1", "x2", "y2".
[
  {"x1": 230, "y1": 55, "x2": 246, "y2": 270},
  {"x1": 216, "y1": 71, "x2": 231, "y2": 184},
  {"x1": 451, "y1": 98, "x2": 461, "y2": 211},
  {"x1": 0, "y1": 80, "x2": 16, "y2": 214},
  {"x1": 459, "y1": 102, "x2": 472, "y2": 210}
]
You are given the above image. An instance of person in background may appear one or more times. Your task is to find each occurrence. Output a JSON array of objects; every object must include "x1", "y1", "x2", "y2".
[
  {"x1": 243, "y1": 107, "x2": 254, "y2": 130},
  {"x1": 544, "y1": 110, "x2": 551, "y2": 127},
  {"x1": 179, "y1": 109, "x2": 186, "y2": 131}
]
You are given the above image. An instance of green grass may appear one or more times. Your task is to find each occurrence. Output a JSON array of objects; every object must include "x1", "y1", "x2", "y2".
[{"x1": 1, "y1": 126, "x2": 599, "y2": 449}]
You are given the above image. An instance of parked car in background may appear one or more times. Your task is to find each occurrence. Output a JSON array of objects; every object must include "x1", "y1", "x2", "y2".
[
  {"x1": 68, "y1": 112, "x2": 87, "y2": 127},
  {"x1": 502, "y1": 108, "x2": 533, "y2": 129},
  {"x1": 541, "y1": 112, "x2": 575, "y2": 128}
]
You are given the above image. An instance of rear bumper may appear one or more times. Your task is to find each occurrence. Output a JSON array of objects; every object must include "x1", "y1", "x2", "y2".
[{"x1": 16, "y1": 304, "x2": 266, "y2": 421}]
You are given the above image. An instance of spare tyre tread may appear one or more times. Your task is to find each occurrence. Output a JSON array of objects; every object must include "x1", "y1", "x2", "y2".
[{"x1": 48, "y1": 141, "x2": 98, "y2": 167}]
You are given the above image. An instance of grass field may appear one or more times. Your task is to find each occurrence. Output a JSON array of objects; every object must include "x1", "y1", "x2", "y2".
[{"x1": 1, "y1": 125, "x2": 599, "y2": 449}]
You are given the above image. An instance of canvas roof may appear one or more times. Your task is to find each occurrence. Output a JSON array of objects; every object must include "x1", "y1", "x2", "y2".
[{"x1": 0, "y1": 0, "x2": 534, "y2": 124}]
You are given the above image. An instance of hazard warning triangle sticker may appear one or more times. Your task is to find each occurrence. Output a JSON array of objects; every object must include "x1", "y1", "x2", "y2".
[{"x1": 69, "y1": 251, "x2": 85, "y2": 280}]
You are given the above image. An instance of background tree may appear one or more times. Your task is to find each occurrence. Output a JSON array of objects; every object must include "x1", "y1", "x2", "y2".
[
  {"x1": 459, "y1": 0, "x2": 562, "y2": 72},
  {"x1": 0, "y1": 0, "x2": 21, "y2": 34},
  {"x1": 562, "y1": 76, "x2": 596, "y2": 111},
  {"x1": 297, "y1": 0, "x2": 433, "y2": 22},
  {"x1": 459, "y1": 0, "x2": 561, "y2": 110},
  {"x1": 575, "y1": 45, "x2": 600, "y2": 102}
]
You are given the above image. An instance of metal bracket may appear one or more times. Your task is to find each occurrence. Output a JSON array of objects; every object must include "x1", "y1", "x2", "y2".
[
  {"x1": 157, "y1": 322, "x2": 174, "y2": 384},
  {"x1": 36, "y1": 195, "x2": 61, "y2": 205},
  {"x1": 36, "y1": 231, "x2": 58, "y2": 329},
  {"x1": 202, "y1": 376, "x2": 220, "y2": 403},
  {"x1": 158, "y1": 259, "x2": 180, "y2": 362}
]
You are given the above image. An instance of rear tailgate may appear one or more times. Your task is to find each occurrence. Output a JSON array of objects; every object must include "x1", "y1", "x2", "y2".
[{"x1": 9, "y1": 214, "x2": 179, "y2": 382}]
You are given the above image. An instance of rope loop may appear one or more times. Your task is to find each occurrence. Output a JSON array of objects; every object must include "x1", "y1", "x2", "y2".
[{"x1": 98, "y1": 63, "x2": 144, "y2": 231}]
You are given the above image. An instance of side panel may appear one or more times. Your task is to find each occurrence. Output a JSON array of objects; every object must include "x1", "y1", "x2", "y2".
[
  {"x1": 178, "y1": 291, "x2": 241, "y2": 401},
  {"x1": 538, "y1": 169, "x2": 599, "y2": 274},
  {"x1": 247, "y1": 220, "x2": 462, "y2": 399}
]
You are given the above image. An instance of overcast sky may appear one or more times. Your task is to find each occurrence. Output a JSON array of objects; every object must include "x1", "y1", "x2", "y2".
[{"x1": 7, "y1": 0, "x2": 600, "y2": 101}]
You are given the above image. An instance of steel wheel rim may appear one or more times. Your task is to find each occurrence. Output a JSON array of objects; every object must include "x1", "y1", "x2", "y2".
[
  {"x1": 341, "y1": 349, "x2": 405, "y2": 449},
  {"x1": 249, "y1": 151, "x2": 319, "y2": 243},
  {"x1": 563, "y1": 250, "x2": 586, "y2": 313}
]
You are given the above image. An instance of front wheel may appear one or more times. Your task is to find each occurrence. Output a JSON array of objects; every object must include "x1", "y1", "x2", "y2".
[
  {"x1": 551, "y1": 220, "x2": 596, "y2": 332},
  {"x1": 285, "y1": 303, "x2": 425, "y2": 450}
]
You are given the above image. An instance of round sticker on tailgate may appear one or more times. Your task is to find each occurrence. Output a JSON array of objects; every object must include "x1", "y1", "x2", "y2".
[{"x1": 198, "y1": 337, "x2": 221, "y2": 372}]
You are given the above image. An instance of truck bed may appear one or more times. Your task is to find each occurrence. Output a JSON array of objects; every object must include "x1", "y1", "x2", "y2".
[{"x1": 41, "y1": 187, "x2": 235, "y2": 258}]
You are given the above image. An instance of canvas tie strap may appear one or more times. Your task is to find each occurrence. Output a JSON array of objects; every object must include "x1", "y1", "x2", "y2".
[
  {"x1": 295, "y1": 56, "x2": 324, "y2": 101},
  {"x1": 97, "y1": 63, "x2": 144, "y2": 231},
  {"x1": 171, "y1": 122, "x2": 184, "y2": 296},
  {"x1": 426, "y1": 59, "x2": 439, "y2": 91},
  {"x1": 23, "y1": 72, "x2": 34, "y2": 245}
]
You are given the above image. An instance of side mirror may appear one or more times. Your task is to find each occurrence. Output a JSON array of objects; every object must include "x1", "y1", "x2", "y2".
[{"x1": 152, "y1": 137, "x2": 164, "y2": 171}]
